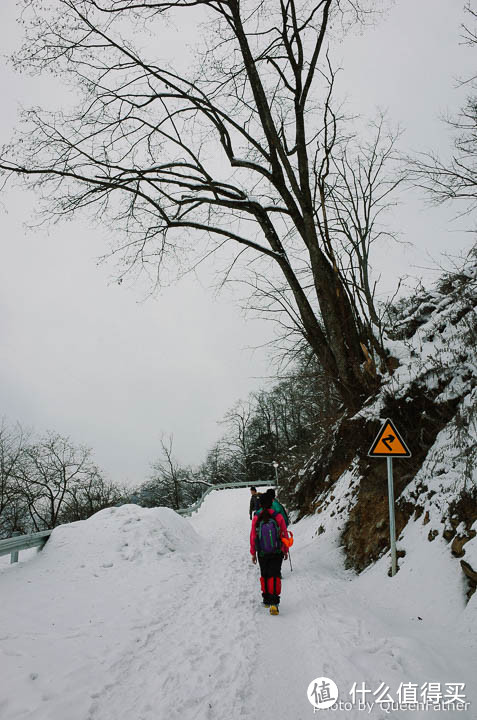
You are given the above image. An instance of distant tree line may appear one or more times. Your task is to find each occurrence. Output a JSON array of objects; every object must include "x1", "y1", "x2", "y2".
[
  {"x1": 133, "y1": 351, "x2": 340, "y2": 509},
  {"x1": 0, "y1": 422, "x2": 125, "y2": 539},
  {"x1": 2, "y1": 348, "x2": 338, "y2": 535}
]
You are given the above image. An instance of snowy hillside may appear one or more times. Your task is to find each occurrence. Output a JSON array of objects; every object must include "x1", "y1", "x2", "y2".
[
  {"x1": 284, "y1": 259, "x2": 477, "y2": 601},
  {"x1": 1, "y1": 488, "x2": 476, "y2": 719}
]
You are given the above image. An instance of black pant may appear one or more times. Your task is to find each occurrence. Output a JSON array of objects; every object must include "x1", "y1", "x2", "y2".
[{"x1": 258, "y1": 553, "x2": 283, "y2": 605}]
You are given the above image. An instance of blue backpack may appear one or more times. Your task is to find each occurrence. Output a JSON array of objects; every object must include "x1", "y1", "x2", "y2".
[{"x1": 256, "y1": 511, "x2": 281, "y2": 555}]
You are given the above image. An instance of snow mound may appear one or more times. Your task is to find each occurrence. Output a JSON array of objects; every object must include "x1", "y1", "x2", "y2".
[{"x1": 43, "y1": 503, "x2": 202, "y2": 571}]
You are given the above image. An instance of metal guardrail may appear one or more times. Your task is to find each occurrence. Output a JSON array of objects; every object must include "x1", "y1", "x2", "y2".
[
  {"x1": 0, "y1": 529, "x2": 53, "y2": 565},
  {"x1": 0, "y1": 481, "x2": 275, "y2": 565},
  {"x1": 176, "y1": 480, "x2": 275, "y2": 517}
]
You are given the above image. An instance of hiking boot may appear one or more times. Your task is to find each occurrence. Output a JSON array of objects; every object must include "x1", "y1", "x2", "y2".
[
  {"x1": 262, "y1": 602, "x2": 270, "y2": 608},
  {"x1": 269, "y1": 605, "x2": 279, "y2": 615}
]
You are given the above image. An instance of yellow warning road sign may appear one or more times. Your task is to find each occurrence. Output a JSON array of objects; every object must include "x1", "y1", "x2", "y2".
[{"x1": 368, "y1": 418, "x2": 411, "y2": 457}]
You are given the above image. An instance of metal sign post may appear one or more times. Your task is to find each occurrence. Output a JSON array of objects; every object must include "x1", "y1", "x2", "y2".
[
  {"x1": 368, "y1": 418, "x2": 411, "y2": 578},
  {"x1": 272, "y1": 460, "x2": 279, "y2": 493},
  {"x1": 387, "y1": 457, "x2": 397, "y2": 577}
]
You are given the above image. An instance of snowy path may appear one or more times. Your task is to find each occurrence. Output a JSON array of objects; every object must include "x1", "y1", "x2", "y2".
[
  {"x1": 0, "y1": 489, "x2": 476, "y2": 720},
  {"x1": 249, "y1": 520, "x2": 476, "y2": 720},
  {"x1": 85, "y1": 499, "x2": 259, "y2": 720}
]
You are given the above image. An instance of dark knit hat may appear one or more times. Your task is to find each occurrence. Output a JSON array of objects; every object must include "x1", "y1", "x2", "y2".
[{"x1": 259, "y1": 492, "x2": 274, "y2": 509}]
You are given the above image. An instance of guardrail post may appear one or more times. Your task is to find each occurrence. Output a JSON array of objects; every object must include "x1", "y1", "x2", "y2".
[{"x1": 10, "y1": 531, "x2": 21, "y2": 564}]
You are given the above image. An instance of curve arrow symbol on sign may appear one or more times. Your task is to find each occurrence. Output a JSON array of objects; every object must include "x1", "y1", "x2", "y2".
[{"x1": 382, "y1": 434, "x2": 395, "y2": 452}]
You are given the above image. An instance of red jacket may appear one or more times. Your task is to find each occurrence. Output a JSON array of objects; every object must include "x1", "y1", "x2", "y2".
[{"x1": 250, "y1": 509, "x2": 289, "y2": 555}]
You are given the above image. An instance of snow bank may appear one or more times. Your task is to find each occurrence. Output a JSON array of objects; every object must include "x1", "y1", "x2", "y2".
[
  {"x1": 42, "y1": 503, "x2": 201, "y2": 572},
  {"x1": 0, "y1": 504, "x2": 204, "y2": 720}
]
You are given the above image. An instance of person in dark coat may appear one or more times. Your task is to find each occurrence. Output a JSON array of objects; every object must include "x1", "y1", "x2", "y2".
[{"x1": 249, "y1": 487, "x2": 261, "y2": 520}]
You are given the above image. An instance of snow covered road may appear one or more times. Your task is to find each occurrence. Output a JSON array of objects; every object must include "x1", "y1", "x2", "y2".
[{"x1": 1, "y1": 488, "x2": 476, "y2": 720}]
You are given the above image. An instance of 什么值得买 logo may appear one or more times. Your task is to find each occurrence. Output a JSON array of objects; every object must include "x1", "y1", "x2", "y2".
[
  {"x1": 306, "y1": 679, "x2": 469, "y2": 713},
  {"x1": 307, "y1": 677, "x2": 338, "y2": 710}
]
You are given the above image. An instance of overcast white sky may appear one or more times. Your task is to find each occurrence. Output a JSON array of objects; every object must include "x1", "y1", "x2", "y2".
[{"x1": 0, "y1": 0, "x2": 475, "y2": 487}]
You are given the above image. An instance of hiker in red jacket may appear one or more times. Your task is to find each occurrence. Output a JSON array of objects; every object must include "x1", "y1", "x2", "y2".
[{"x1": 250, "y1": 492, "x2": 289, "y2": 615}]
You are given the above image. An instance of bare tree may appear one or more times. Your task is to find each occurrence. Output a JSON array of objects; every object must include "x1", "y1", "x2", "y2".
[
  {"x1": 0, "y1": 0, "x2": 393, "y2": 410},
  {"x1": 148, "y1": 434, "x2": 199, "y2": 509},
  {"x1": 194, "y1": 442, "x2": 238, "y2": 486},
  {"x1": 239, "y1": 115, "x2": 404, "y2": 371},
  {"x1": 408, "y1": 3, "x2": 477, "y2": 217},
  {"x1": 16, "y1": 432, "x2": 101, "y2": 530},
  {"x1": 328, "y1": 117, "x2": 405, "y2": 365},
  {"x1": 59, "y1": 472, "x2": 124, "y2": 523},
  {"x1": 212, "y1": 349, "x2": 340, "y2": 483},
  {"x1": 221, "y1": 401, "x2": 256, "y2": 477},
  {"x1": 0, "y1": 421, "x2": 121, "y2": 533},
  {"x1": 0, "y1": 421, "x2": 28, "y2": 518},
  {"x1": 0, "y1": 421, "x2": 31, "y2": 536}
]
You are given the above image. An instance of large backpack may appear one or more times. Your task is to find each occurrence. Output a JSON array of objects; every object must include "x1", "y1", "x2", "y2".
[{"x1": 256, "y1": 510, "x2": 282, "y2": 556}]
